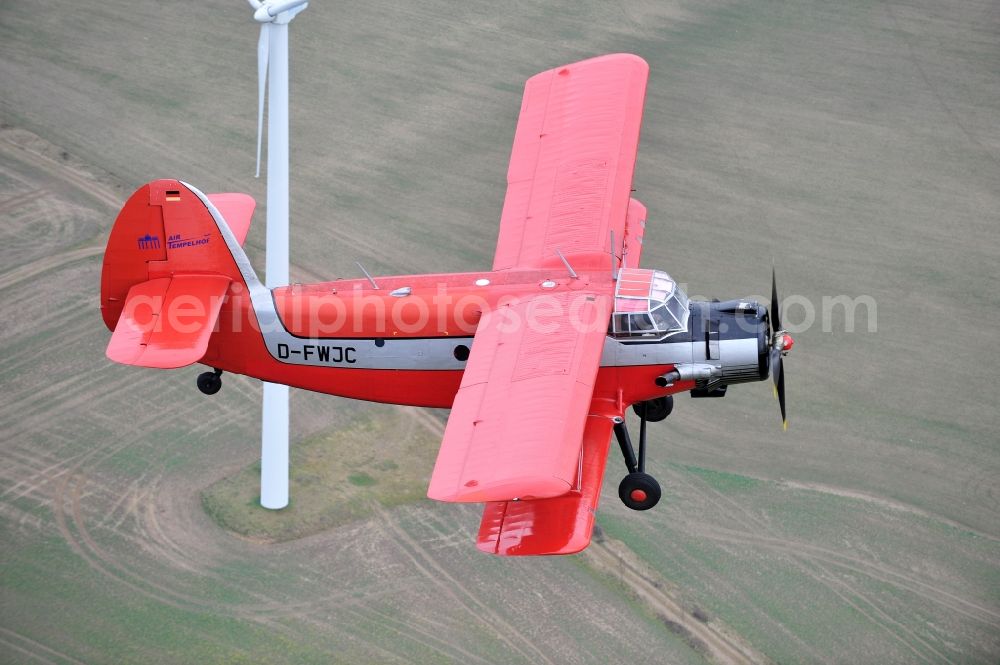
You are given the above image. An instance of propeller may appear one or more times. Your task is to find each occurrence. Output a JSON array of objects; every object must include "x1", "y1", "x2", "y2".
[
  {"x1": 248, "y1": 0, "x2": 309, "y2": 177},
  {"x1": 769, "y1": 267, "x2": 794, "y2": 430}
]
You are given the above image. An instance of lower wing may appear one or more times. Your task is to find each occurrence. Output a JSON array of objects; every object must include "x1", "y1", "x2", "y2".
[
  {"x1": 427, "y1": 290, "x2": 613, "y2": 503},
  {"x1": 476, "y1": 413, "x2": 615, "y2": 556}
]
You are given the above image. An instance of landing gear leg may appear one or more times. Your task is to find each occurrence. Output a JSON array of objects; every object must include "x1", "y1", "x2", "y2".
[
  {"x1": 613, "y1": 417, "x2": 638, "y2": 475},
  {"x1": 197, "y1": 368, "x2": 223, "y2": 395},
  {"x1": 614, "y1": 406, "x2": 661, "y2": 511}
]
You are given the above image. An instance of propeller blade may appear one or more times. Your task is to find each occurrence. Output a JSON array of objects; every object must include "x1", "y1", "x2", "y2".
[
  {"x1": 255, "y1": 22, "x2": 271, "y2": 178},
  {"x1": 770, "y1": 346, "x2": 782, "y2": 394},
  {"x1": 777, "y1": 354, "x2": 787, "y2": 430},
  {"x1": 770, "y1": 266, "x2": 782, "y2": 334}
]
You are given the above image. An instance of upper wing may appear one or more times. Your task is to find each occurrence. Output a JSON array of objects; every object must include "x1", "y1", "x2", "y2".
[
  {"x1": 476, "y1": 412, "x2": 615, "y2": 556},
  {"x1": 623, "y1": 198, "x2": 647, "y2": 269},
  {"x1": 492, "y1": 54, "x2": 649, "y2": 272},
  {"x1": 427, "y1": 290, "x2": 613, "y2": 503}
]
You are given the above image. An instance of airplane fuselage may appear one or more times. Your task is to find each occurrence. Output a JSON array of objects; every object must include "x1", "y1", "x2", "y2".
[{"x1": 199, "y1": 267, "x2": 770, "y2": 413}]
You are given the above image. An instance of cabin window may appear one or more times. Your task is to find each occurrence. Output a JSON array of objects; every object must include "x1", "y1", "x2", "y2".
[{"x1": 608, "y1": 269, "x2": 689, "y2": 341}]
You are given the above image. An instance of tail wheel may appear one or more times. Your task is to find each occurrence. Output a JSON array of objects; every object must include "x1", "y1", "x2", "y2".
[
  {"x1": 197, "y1": 370, "x2": 222, "y2": 395},
  {"x1": 632, "y1": 396, "x2": 673, "y2": 422},
  {"x1": 618, "y1": 472, "x2": 661, "y2": 511}
]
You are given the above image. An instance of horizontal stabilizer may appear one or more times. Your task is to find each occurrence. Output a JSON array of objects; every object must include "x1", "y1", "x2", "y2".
[
  {"x1": 476, "y1": 414, "x2": 614, "y2": 555},
  {"x1": 106, "y1": 274, "x2": 231, "y2": 369}
]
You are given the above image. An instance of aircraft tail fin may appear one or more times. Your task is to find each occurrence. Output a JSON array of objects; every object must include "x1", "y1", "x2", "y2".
[{"x1": 100, "y1": 179, "x2": 259, "y2": 368}]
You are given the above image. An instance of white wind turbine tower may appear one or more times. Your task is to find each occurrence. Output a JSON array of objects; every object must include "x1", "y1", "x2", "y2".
[{"x1": 247, "y1": 0, "x2": 308, "y2": 509}]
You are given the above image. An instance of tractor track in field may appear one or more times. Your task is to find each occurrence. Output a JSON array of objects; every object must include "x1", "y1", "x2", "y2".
[
  {"x1": 1, "y1": 368, "x2": 139, "y2": 446},
  {"x1": 0, "y1": 372, "x2": 151, "y2": 509},
  {"x1": 26, "y1": 375, "x2": 291, "y2": 621},
  {"x1": 0, "y1": 244, "x2": 104, "y2": 291},
  {"x1": 52, "y1": 461, "x2": 375, "y2": 622},
  {"x1": 33, "y1": 403, "x2": 407, "y2": 634},
  {"x1": 664, "y1": 472, "x2": 868, "y2": 664},
  {"x1": 55, "y1": 468, "x2": 308, "y2": 623},
  {"x1": 779, "y1": 479, "x2": 1000, "y2": 544},
  {"x1": 678, "y1": 464, "x2": 951, "y2": 664},
  {"x1": 1, "y1": 449, "x2": 84, "y2": 506},
  {"x1": 583, "y1": 537, "x2": 769, "y2": 665},
  {"x1": 0, "y1": 187, "x2": 44, "y2": 214},
  {"x1": 676, "y1": 469, "x2": 1000, "y2": 627},
  {"x1": 54, "y1": 440, "x2": 507, "y2": 663},
  {"x1": 0, "y1": 626, "x2": 87, "y2": 665},
  {"x1": 395, "y1": 404, "x2": 445, "y2": 439},
  {"x1": 667, "y1": 466, "x2": 998, "y2": 661},
  {"x1": 0, "y1": 131, "x2": 122, "y2": 212},
  {"x1": 801, "y1": 558, "x2": 951, "y2": 665},
  {"x1": 963, "y1": 464, "x2": 1000, "y2": 527},
  {"x1": 344, "y1": 603, "x2": 494, "y2": 665},
  {"x1": 374, "y1": 504, "x2": 558, "y2": 665},
  {"x1": 0, "y1": 301, "x2": 96, "y2": 382},
  {"x1": 0, "y1": 131, "x2": 112, "y2": 291},
  {"x1": 697, "y1": 525, "x2": 1000, "y2": 627},
  {"x1": 54, "y1": 469, "x2": 204, "y2": 615},
  {"x1": 8, "y1": 394, "x2": 238, "y2": 622}
]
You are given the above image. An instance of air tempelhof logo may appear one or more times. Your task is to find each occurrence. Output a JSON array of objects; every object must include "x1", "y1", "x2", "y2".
[
  {"x1": 167, "y1": 233, "x2": 210, "y2": 249},
  {"x1": 136, "y1": 234, "x2": 160, "y2": 250}
]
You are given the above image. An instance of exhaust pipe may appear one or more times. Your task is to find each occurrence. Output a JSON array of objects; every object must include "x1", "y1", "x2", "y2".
[{"x1": 655, "y1": 363, "x2": 721, "y2": 387}]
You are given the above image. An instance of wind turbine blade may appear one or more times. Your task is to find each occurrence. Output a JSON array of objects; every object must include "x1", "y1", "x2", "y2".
[
  {"x1": 255, "y1": 23, "x2": 271, "y2": 178},
  {"x1": 261, "y1": 0, "x2": 309, "y2": 19}
]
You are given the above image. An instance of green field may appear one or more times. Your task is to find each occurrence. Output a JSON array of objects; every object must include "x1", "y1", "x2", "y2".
[
  {"x1": 202, "y1": 405, "x2": 446, "y2": 543},
  {"x1": 2, "y1": 0, "x2": 998, "y2": 663}
]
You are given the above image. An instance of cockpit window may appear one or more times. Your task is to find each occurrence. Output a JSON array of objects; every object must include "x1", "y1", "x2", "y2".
[
  {"x1": 664, "y1": 288, "x2": 689, "y2": 328},
  {"x1": 609, "y1": 269, "x2": 689, "y2": 340},
  {"x1": 650, "y1": 305, "x2": 672, "y2": 330}
]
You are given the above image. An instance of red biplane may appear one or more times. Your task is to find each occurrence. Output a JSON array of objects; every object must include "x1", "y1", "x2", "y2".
[{"x1": 101, "y1": 54, "x2": 792, "y2": 555}]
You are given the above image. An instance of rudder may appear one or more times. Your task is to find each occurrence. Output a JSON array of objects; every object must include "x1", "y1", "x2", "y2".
[{"x1": 100, "y1": 179, "x2": 257, "y2": 367}]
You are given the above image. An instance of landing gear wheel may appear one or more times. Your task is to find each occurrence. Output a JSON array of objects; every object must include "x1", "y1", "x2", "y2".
[
  {"x1": 632, "y1": 396, "x2": 673, "y2": 422},
  {"x1": 197, "y1": 370, "x2": 222, "y2": 395},
  {"x1": 618, "y1": 472, "x2": 661, "y2": 511}
]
